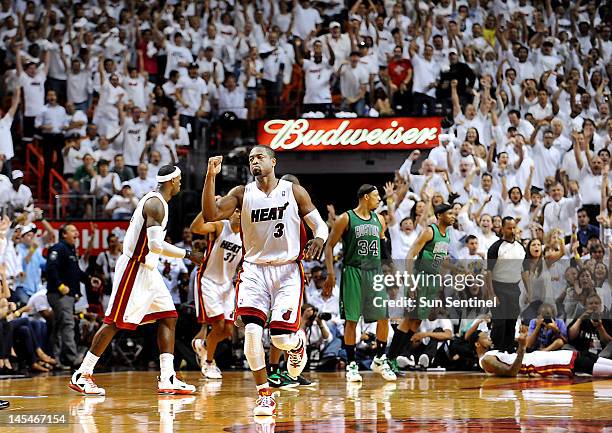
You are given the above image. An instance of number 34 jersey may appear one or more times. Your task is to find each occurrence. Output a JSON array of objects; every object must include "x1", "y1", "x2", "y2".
[
  {"x1": 241, "y1": 179, "x2": 305, "y2": 265},
  {"x1": 202, "y1": 220, "x2": 243, "y2": 285}
]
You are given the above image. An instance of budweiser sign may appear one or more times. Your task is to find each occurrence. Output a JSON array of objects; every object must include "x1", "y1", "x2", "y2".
[{"x1": 257, "y1": 117, "x2": 442, "y2": 151}]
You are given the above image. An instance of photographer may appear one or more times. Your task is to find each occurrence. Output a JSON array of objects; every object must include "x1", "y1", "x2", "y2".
[
  {"x1": 567, "y1": 293, "x2": 612, "y2": 359},
  {"x1": 526, "y1": 303, "x2": 567, "y2": 351},
  {"x1": 301, "y1": 303, "x2": 343, "y2": 370}
]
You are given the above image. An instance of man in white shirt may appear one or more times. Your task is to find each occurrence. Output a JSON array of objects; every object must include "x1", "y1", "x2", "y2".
[
  {"x1": 324, "y1": 22, "x2": 350, "y2": 66},
  {"x1": 62, "y1": 134, "x2": 94, "y2": 178},
  {"x1": 176, "y1": 64, "x2": 208, "y2": 144},
  {"x1": 17, "y1": 47, "x2": 49, "y2": 142},
  {"x1": 297, "y1": 39, "x2": 335, "y2": 115},
  {"x1": 260, "y1": 31, "x2": 288, "y2": 117},
  {"x1": 119, "y1": 107, "x2": 149, "y2": 172},
  {"x1": 292, "y1": 0, "x2": 322, "y2": 41},
  {"x1": 93, "y1": 55, "x2": 125, "y2": 137},
  {"x1": 163, "y1": 32, "x2": 194, "y2": 79},
  {"x1": 63, "y1": 102, "x2": 87, "y2": 138},
  {"x1": 46, "y1": 29, "x2": 72, "y2": 103},
  {"x1": 36, "y1": 90, "x2": 67, "y2": 196},
  {"x1": 543, "y1": 183, "x2": 581, "y2": 240},
  {"x1": 338, "y1": 52, "x2": 369, "y2": 115},
  {"x1": 128, "y1": 163, "x2": 157, "y2": 199},
  {"x1": 408, "y1": 41, "x2": 440, "y2": 115},
  {"x1": 65, "y1": 58, "x2": 91, "y2": 112},
  {"x1": 217, "y1": 73, "x2": 248, "y2": 119},
  {"x1": 7, "y1": 170, "x2": 33, "y2": 211},
  {"x1": 0, "y1": 84, "x2": 20, "y2": 179},
  {"x1": 105, "y1": 183, "x2": 139, "y2": 220}
]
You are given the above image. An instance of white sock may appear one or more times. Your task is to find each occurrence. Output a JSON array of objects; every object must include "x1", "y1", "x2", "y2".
[
  {"x1": 256, "y1": 382, "x2": 270, "y2": 392},
  {"x1": 595, "y1": 357, "x2": 612, "y2": 366},
  {"x1": 593, "y1": 359, "x2": 612, "y2": 377},
  {"x1": 160, "y1": 353, "x2": 175, "y2": 380},
  {"x1": 78, "y1": 352, "x2": 100, "y2": 375}
]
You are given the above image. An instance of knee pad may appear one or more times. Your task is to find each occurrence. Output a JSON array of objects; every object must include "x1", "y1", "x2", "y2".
[
  {"x1": 271, "y1": 333, "x2": 299, "y2": 352},
  {"x1": 243, "y1": 323, "x2": 266, "y2": 371}
]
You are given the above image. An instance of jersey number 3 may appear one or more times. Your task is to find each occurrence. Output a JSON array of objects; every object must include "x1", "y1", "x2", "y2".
[{"x1": 273, "y1": 223, "x2": 284, "y2": 238}]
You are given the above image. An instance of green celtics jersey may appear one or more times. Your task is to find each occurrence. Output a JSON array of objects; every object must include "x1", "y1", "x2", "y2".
[
  {"x1": 417, "y1": 224, "x2": 450, "y2": 274},
  {"x1": 342, "y1": 210, "x2": 382, "y2": 270}
]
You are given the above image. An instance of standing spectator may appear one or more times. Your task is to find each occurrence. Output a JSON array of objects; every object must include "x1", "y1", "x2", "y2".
[
  {"x1": 64, "y1": 57, "x2": 91, "y2": 112},
  {"x1": 63, "y1": 102, "x2": 87, "y2": 138},
  {"x1": 162, "y1": 32, "x2": 193, "y2": 79},
  {"x1": 567, "y1": 293, "x2": 612, "y2": 359},
  {"x1": 62, "y1": 135, "x2": 93, "y2": 179},
  {"x1": 119, "y1": 107, "x2": 149, "y2": 173},
  {"x1": 93, "y1": 56, "x2": 125, "y2": 138},
  {"x1": 46, "y1": 224, "x2": 90, "y2": 368},
  {"x1": 217, "y1": 73, "x2": 248, "y2": 119},
  {"x1": 487, "y1": 217, "x2": 526, "y2": 352},
  {"x1": 292, "y1": 0, "x2": 323, "y2": 41},
  {"x1": 176, "y1": 64, "x2": 208, "y2": 144},
  {"x1": 296, "y1": 38, "x2": 335, "y2": 115},
  {"x1": 94, "y1": 232, "x2": 121, "y2": 313},
  {"x1": 408, "y1": 41, "x2": 440, "y2": 115},
  {"x1": 325, "y1": 21, "x2": 351, "y2": 64},
  {"x1": 17, "y1": 45, "x2": 49, "y2": 142},
  {"x1": 542, "y1": 183, "x2": 581, "y2": 241},
  {"x1": 35, "y1": 90, "x2": 67, "y2": 196},
  {"x1": 0, "y1": 85, "x2": 20, "y2": 179},
  {"x1": 338, "y1": 52, "x2": 369, "y2": 115},
  {"x1": 577, "y1": 209, "x2": 600, "y2": 250},
  {"x1": 387, "y1": 46, "x2": 412, "y2": 114},
  {"x1": 260, "y1": 31, "x2": 288, "y2": 116}
]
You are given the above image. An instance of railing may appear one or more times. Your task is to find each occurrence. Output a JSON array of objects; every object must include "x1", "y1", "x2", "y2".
[
  {"x1": 53, "y1": 194, "x2": 98, "y2": 220},
  {"x1": 49, "y1": 169, "x2": 70, "y2": 219},
  {"x1": 25, "y1": 142, "x2": 44, "y2": 199}
]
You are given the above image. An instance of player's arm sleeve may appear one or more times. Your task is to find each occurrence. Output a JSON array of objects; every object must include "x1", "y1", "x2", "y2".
[
  {"x1": 303, "y1": 209, "x2": 329, "y2": 242},
  {"x1": 147, "y1": 226, "x2": 187, "y2": 259}
]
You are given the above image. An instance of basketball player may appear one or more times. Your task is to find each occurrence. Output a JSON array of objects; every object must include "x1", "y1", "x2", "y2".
[
  {"x1": 190, "y1": 209, "x2": 242, "y2": 379},
  {"x1": 202, "y1": 148, "x2": 328, "y2": 416},
  {"x1": 70, "y1": 165, "x2": 204, "y2": 396},
  {"x1": 324, "y1": 184, "x2": 396, "y2": 383},
  {"x1": 473, "y1": 330, "x2": 612, "y2": 377},
  {"x1": 386, "y1": 203, "x2": 455, "y2": 371}
]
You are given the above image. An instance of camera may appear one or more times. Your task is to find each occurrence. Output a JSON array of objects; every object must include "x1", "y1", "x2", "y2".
[
  {"x1": 308, "y1": 306, "x2": 332, "y2": 322},
  {"x1": 543, "y1": 314, "x2": 553, "y2": 324},
  {"x1": 589, "y1": 312, "x2": 601, "y2": 322}
]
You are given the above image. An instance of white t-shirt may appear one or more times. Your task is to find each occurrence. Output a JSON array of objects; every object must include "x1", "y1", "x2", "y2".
[
  {"x1": 0, "y1": 114, "x2": 14, "y2": 160},
  {"x1": 90, "y1": 172, "x2": 121, "y2": 198},
  {"x1": 65, "y1": 110, "x2": 88, "y2": 137},
  {"x1": 176, "y1": 76, "x2": 208, "y2": 117},
  {"x1": 122, "y1": 118, "x2": 148, "y2": 167},
  {"x1": 303, "y1": 59, "x2": 333, "y2": 104},
  {"x1": 218, "y1": 84, "x2": 247, "y2": 119},
  {"x1": 123, "y1": 75, "x2": 147, "y2": 110},
  {"x1": 411, "y1": 54, "x2": 439, "y2": 96},
  {"x1": 292, "y1": 4, "x2": 322, "y2": 40},
  {"x1": 164, "y1": 43, "x2": 193, "y2": 78},
  {"x1": 128, "y1": 176, "x2": 157, "y2": 199},
  {"x1": 19, "y1": 67, "x2": 47, "y2": 117},
  {"x1": 339, "y1": 63, "x2": 369, "y2": 99},
  {"x1": 96, "y1": 81, "x2": 125, "y2": 121},
  {"x1": 67, "y1": 70, "x2": 90, "y2": 104}
]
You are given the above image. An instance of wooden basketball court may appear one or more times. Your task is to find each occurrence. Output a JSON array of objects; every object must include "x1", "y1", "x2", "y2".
[{"x1": 0, "y1": 371, "x2": 611, "y2": 432}]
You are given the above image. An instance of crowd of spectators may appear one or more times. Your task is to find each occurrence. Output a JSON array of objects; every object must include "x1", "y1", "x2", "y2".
[{"x1": 0, "y1": 0, "x2": 612, "y2": 376}]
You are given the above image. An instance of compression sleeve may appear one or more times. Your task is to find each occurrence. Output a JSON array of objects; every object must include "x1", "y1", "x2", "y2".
[
  {"x1": 303, "y1": 209, "x2": 329, "y2": 242},
  {"x1": 147, "y1": 226, "x2": 187, "y2": 259}
]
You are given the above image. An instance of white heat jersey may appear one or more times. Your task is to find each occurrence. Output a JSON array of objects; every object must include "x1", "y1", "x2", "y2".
[
  {"x1": 123, "y1": 191, "x2": 168, "y2": 269},
  {"x1": 202, "y1": 220, "x2": 243, "y2": 285},
  {"x1": 480, "y1": 349, "x2": 576, "y2": 376},
  {"x1": 241, "y1": 179, "x2": 306, "y2": 265}
]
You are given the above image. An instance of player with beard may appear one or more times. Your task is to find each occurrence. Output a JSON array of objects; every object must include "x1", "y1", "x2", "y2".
[
  {"x1": 202, "y1": 147, "x2": 328, "y2": 416},
  {"x1": 324, "y1": 184, "x2": 395, "y2": 383},
  {"x1": 386, "y1": 203, "x2": 456, "y2": 371}
]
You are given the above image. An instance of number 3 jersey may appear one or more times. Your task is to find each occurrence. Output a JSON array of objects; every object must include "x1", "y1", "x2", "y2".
[
  {"x1": 241, "y1": 179, "x2": 305, "y2": 265},
  {"x1": 342, "y1": 209, "x2": 382, "y2": 270},
  {"x1": 201, "y1": 220, "x2": 243, "y2": 285}
]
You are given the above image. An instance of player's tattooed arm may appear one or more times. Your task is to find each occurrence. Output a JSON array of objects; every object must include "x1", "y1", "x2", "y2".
[
  {"x1": 202, "y1": 156, "x2": 244, "y2": 221},
  {"x1": 293, "y1": 183, "x2": 327, "y2": 260},
  {"x1": 323, "y1": 213, "x2": 349, "y2": 292},
  {"x1": 144, "y1": 196, "x2": 165, "y2": 227}
]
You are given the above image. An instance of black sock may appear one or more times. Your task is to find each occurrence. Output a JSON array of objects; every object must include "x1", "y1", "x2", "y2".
[
  {"x1": 376, "y1": 340, "x2": 387, "y2": 358},
  {"x1": 269, "y1": 363, "x2": 279, "y2": 375},
  {"x1": 345, "y1": 344, "x2": 356, "y2": 363},
  {"x1": 388, "y1": 329, "x2": 414, "y2": 359}
]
